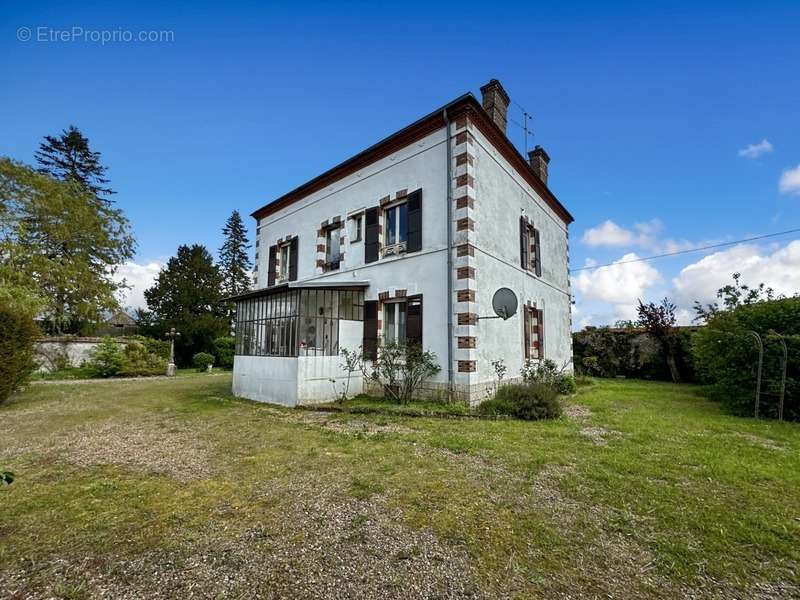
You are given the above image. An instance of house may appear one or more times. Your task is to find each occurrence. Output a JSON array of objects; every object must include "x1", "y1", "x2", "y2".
[{"x1": 231, "y1": 80, "x2": 574, "y2": 406}]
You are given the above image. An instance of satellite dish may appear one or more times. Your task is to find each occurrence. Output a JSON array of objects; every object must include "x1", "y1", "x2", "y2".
[{"x1": 491, "y1": 288, "x2": 518, "y2": 320}]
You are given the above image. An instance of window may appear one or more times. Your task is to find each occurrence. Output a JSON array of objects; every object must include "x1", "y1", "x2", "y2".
[
  {"x1": 523, "y1": 305, "x2": 544, "y2": 360},
  {"x1": 349, "y1": 214, "x2": 363, "y2": 242},
  {"x1": 383, "y1": 301, "x2": 407, "y2": 344},
  {"x1": 383, "y1": 202, "x2": 408, "y2": 255},
  {"x1": 278, "y1": 243, "x2": 291, "y2": 282},
  {"x1": 520, "y1": 218, "x2": 542, "y2": 276},
  {"x1": 268, "y1": 238, "x2": 298, "y2": 286},
  {"x1": 235, "y1": 289, "x2": 365, "y2": 357},
  {"x1": 325, "y1": 226, "x2": 341, "y2": 271}
]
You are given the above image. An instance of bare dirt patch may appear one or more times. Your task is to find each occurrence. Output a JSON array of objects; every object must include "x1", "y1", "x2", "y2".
[
  {"x1": 579, "y1": 425, "x2": 622, "y2": 446},
  {"x1": 731, "y1": 432, "x2": 786, "y2": 452},
  {"x1": 564, "y1": 403, "x2": 593, "y2": 420},
  {"x1": 288, "y1": 411, "x2": 415, "y2": 436}
]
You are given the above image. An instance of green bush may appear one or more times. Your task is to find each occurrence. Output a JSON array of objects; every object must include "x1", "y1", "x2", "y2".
[
  {"x1": 213, "y1": 336, "x2": 235, "y2": 369},
  {"x1": 128, "y1": 335, "x2": 170, "y2": 360},
  {"x1": 521, "y1": 359, "x2": 576, "y2": 395},
  {"x1": 478, "y1": 383, "x2": 561, "y2": 420},
  {"x1": 85, "y1": 338, "x2": 126, "y2": 378},
  {"x1": 119, "y1": 340, "x2": 167, "y2": 376},
  {"x1": 573, "y1": 327, "x2": 697, "y2": 381},
  {"x1": 0, "y1": 304, "x2": 39, "y2": 404},
  {"x1": 193, "y1": 352, "x2": 214, "y2": 371},
  {"x1": 693, "y1": 297, "x2": 800, "y2": 420}
]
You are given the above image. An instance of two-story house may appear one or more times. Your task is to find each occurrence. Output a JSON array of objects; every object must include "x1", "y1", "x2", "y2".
[{"x1": 231, "y1": 80, "x2": 574, "y2": 406}]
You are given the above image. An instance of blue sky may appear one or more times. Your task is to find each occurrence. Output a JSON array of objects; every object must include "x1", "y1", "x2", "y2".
[{"x1": 2, "y1": 1, "x2": 799, "y2": 323}]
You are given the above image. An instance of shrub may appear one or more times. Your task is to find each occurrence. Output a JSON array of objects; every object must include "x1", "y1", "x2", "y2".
[
  {"x1": 521, "y1": 359, "x2": 576, "y2": 395},
  {"x1": 478, "y1": 383, "x2": 561, "y2": 420},
  {"x1": 213, "y1": 336, "x2": 235, "y2": 369},
  {"x1": 363, "y1": 342, "x2": 441, "y2": 404},
  {"x1": 193, "y1": 352, "x2": 214, "y2": 371},
  {"x1": 0, "y1": 304, "x2": 39, "y2": 404},
  {"x1": 85, "y1": 338, "x2": 125, "y2": 378},
  {"x1": 572, "y1": 326, "x2": 697, "y2": 382},
  {"x1": 136, "y1": 336, "x2": 170, "y2": 360},
  {"x1": 119, "y1": 340, "x2": 167, "y2": 377},
  {"x1": 693, "y1": 297, "x2": 800, "y2": 420}
]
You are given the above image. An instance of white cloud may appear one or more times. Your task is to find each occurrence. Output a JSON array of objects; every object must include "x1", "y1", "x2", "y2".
[
  {"x1": 672, "y1": 241, "x2": 800, "y2": 306},
  {"x1": 779, "y1": 164, "x2": 800, "y2": 196},
  {"x1": 112, "y1": 261, "x2": 164, "y2": 311},
  {"x1": 581, "y1": 220, "x2": 634, "y2": 247},
  {"x1": 738, "y1": 139, "x2": 773, "y2": 159},
  {"x1": 572, "y1": 253, "x2": 661, "y2": 319},
  {"x1": 581, "y1": 218, "x2": 698, "y2": 253}
]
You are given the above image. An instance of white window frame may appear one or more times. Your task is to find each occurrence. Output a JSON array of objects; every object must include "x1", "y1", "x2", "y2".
[
  {"x1": 277, "y1": 242, "x2": 291, "y2": 282},
  {"x1": 382, "y1": 299, "x2": 407, "y2": 345},
  {"x1": 382, "y1": 201, "x2": 408, "y2": 257},
  {"x1": 324, "y1": 226, "x2": 342, "y2": 271}
]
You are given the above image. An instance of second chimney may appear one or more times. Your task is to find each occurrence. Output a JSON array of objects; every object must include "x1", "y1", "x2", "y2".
[
  {"x1": 528, "y1": 145, "x2": 550, "y2": 185},
  {"x1": 480, "y1": 79, "x2": 510, "y2": 135}
]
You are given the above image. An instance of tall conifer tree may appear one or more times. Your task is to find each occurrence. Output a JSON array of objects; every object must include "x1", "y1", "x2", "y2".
[
  {"x1": 35, "y1": 125, "x2": 114, "y2": 203},
  {"x1": 218, "y1": 210, "x2": 252, "y2": 298}
]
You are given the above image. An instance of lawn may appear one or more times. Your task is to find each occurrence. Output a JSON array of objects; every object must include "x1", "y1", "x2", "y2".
[{"x1": 1, "y1": 375, "x2": 798, "y2": 599}]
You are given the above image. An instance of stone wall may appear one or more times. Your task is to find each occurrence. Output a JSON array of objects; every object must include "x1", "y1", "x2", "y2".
[{"x1": 34, "y1": 337, "x2": 131, "y2": 372}]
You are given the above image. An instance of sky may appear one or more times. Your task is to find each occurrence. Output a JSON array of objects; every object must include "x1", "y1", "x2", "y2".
[{"x1": 2, "y1": 1, "x2": 799, "y2": 325}]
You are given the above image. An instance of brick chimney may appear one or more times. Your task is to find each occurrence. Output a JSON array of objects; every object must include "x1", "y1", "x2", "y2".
[
  {"x1": 480, "y1": 79, "x2": 510, "y2": 135},
  {"x1": 528, "y1": 145, "x2": 550, "y2": 185}
]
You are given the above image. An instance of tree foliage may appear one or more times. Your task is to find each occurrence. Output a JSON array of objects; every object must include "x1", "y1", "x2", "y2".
[
  {"x1": 0, "y1": 158, "x2": 135, "y2": 333},
  {"x1": 218, "y1": 210, "x2": 252, "y2": 300},
  {"x1": 144, "y1": 244, "x2": 227, "y2": 366},
  {"x1": 693, "y1": 272, "x2": 780, "y2": 322},
  {"x1": 0, "y1": 300, "x2": 40, "y2": 404},
  {"x1": 637, "y1": 298, "x2": 682, "y2": 382},
  {"x1": 35, "y1": 125, "x2": 114, "y2": 203},
  {"x1": 693, "y1": 297, "x2": 800, "y2": 420}
]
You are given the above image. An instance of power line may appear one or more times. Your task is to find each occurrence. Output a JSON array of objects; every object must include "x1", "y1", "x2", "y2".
[{"x1": 570, "y1": 227, "x2": 800, "y2": 273}]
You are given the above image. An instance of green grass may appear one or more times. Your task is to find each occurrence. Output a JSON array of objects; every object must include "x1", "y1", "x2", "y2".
[{"x1": 1, "y1": 375, "x2": 799, "y2": 598}]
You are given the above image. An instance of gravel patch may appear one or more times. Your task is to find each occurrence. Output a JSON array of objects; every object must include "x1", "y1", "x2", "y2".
[
  {"x1": 1, "y1": 477, "x2": 482, "y2": 600},
  {"x1": 564, "y1": 404, "x2": 593, "y2": 420},
  {"x1": 7, "y1": 418, "x2": 213, "y2": 481},
  {"x1": 287, "y1": 411, "x2": 415, "y2": 436},
  {"x1": 731, "y1": 432, "x2": 786, "y2": 452},
  {"x1": 578, "y1": 425, "x2": 621, "y2": 446}
]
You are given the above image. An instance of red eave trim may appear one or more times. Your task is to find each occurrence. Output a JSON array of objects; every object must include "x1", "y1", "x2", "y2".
[{"x1": 252, "y1": 95, "x2": 574, "y2": 225}]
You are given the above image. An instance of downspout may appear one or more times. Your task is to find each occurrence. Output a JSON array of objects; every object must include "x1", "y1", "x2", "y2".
[{"x1": 443, "y1": 108, "x2": 454, "y2": 396}]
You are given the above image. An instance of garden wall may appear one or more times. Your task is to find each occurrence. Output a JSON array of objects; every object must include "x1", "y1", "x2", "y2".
[{"x1": 34, "y1": 337, "x2": 132, "y2": 372}]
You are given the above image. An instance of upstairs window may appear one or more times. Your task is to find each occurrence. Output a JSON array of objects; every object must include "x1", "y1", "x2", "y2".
[
  {"x1": 324, "y1": 225, "x2": 342, "y2": 271},
  {"x1": 278, "y1": 243, "x2": 291, "y2": 281},
  {"x1": 520, "y1": 217, "x2": 542, "y2": 277},
  {"x1": 384, "y1": 202, "x2": 408, "y2": 254},
  {"x1": 349, "y1": 213, "x2": 363, "y2": 242},
  {"x1": 267, "y1": 237, "x2": 298, "y2": 286},
  {"x1": 365, "y1": 189, "x2": 422, "y2": 264}
]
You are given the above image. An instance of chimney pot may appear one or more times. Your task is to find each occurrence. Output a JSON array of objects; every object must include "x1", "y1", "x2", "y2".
[
  {"x1": 528, "y1": 145, "x2": 550, "y2": 185},
  {"x1": 480, "y1": 79, "x2": 510, "y2": 135}
]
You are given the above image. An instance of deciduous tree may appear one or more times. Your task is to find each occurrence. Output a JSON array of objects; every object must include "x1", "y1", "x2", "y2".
[{"x1": 0, "y1": 158, "x2": 135, "y2": 332}]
